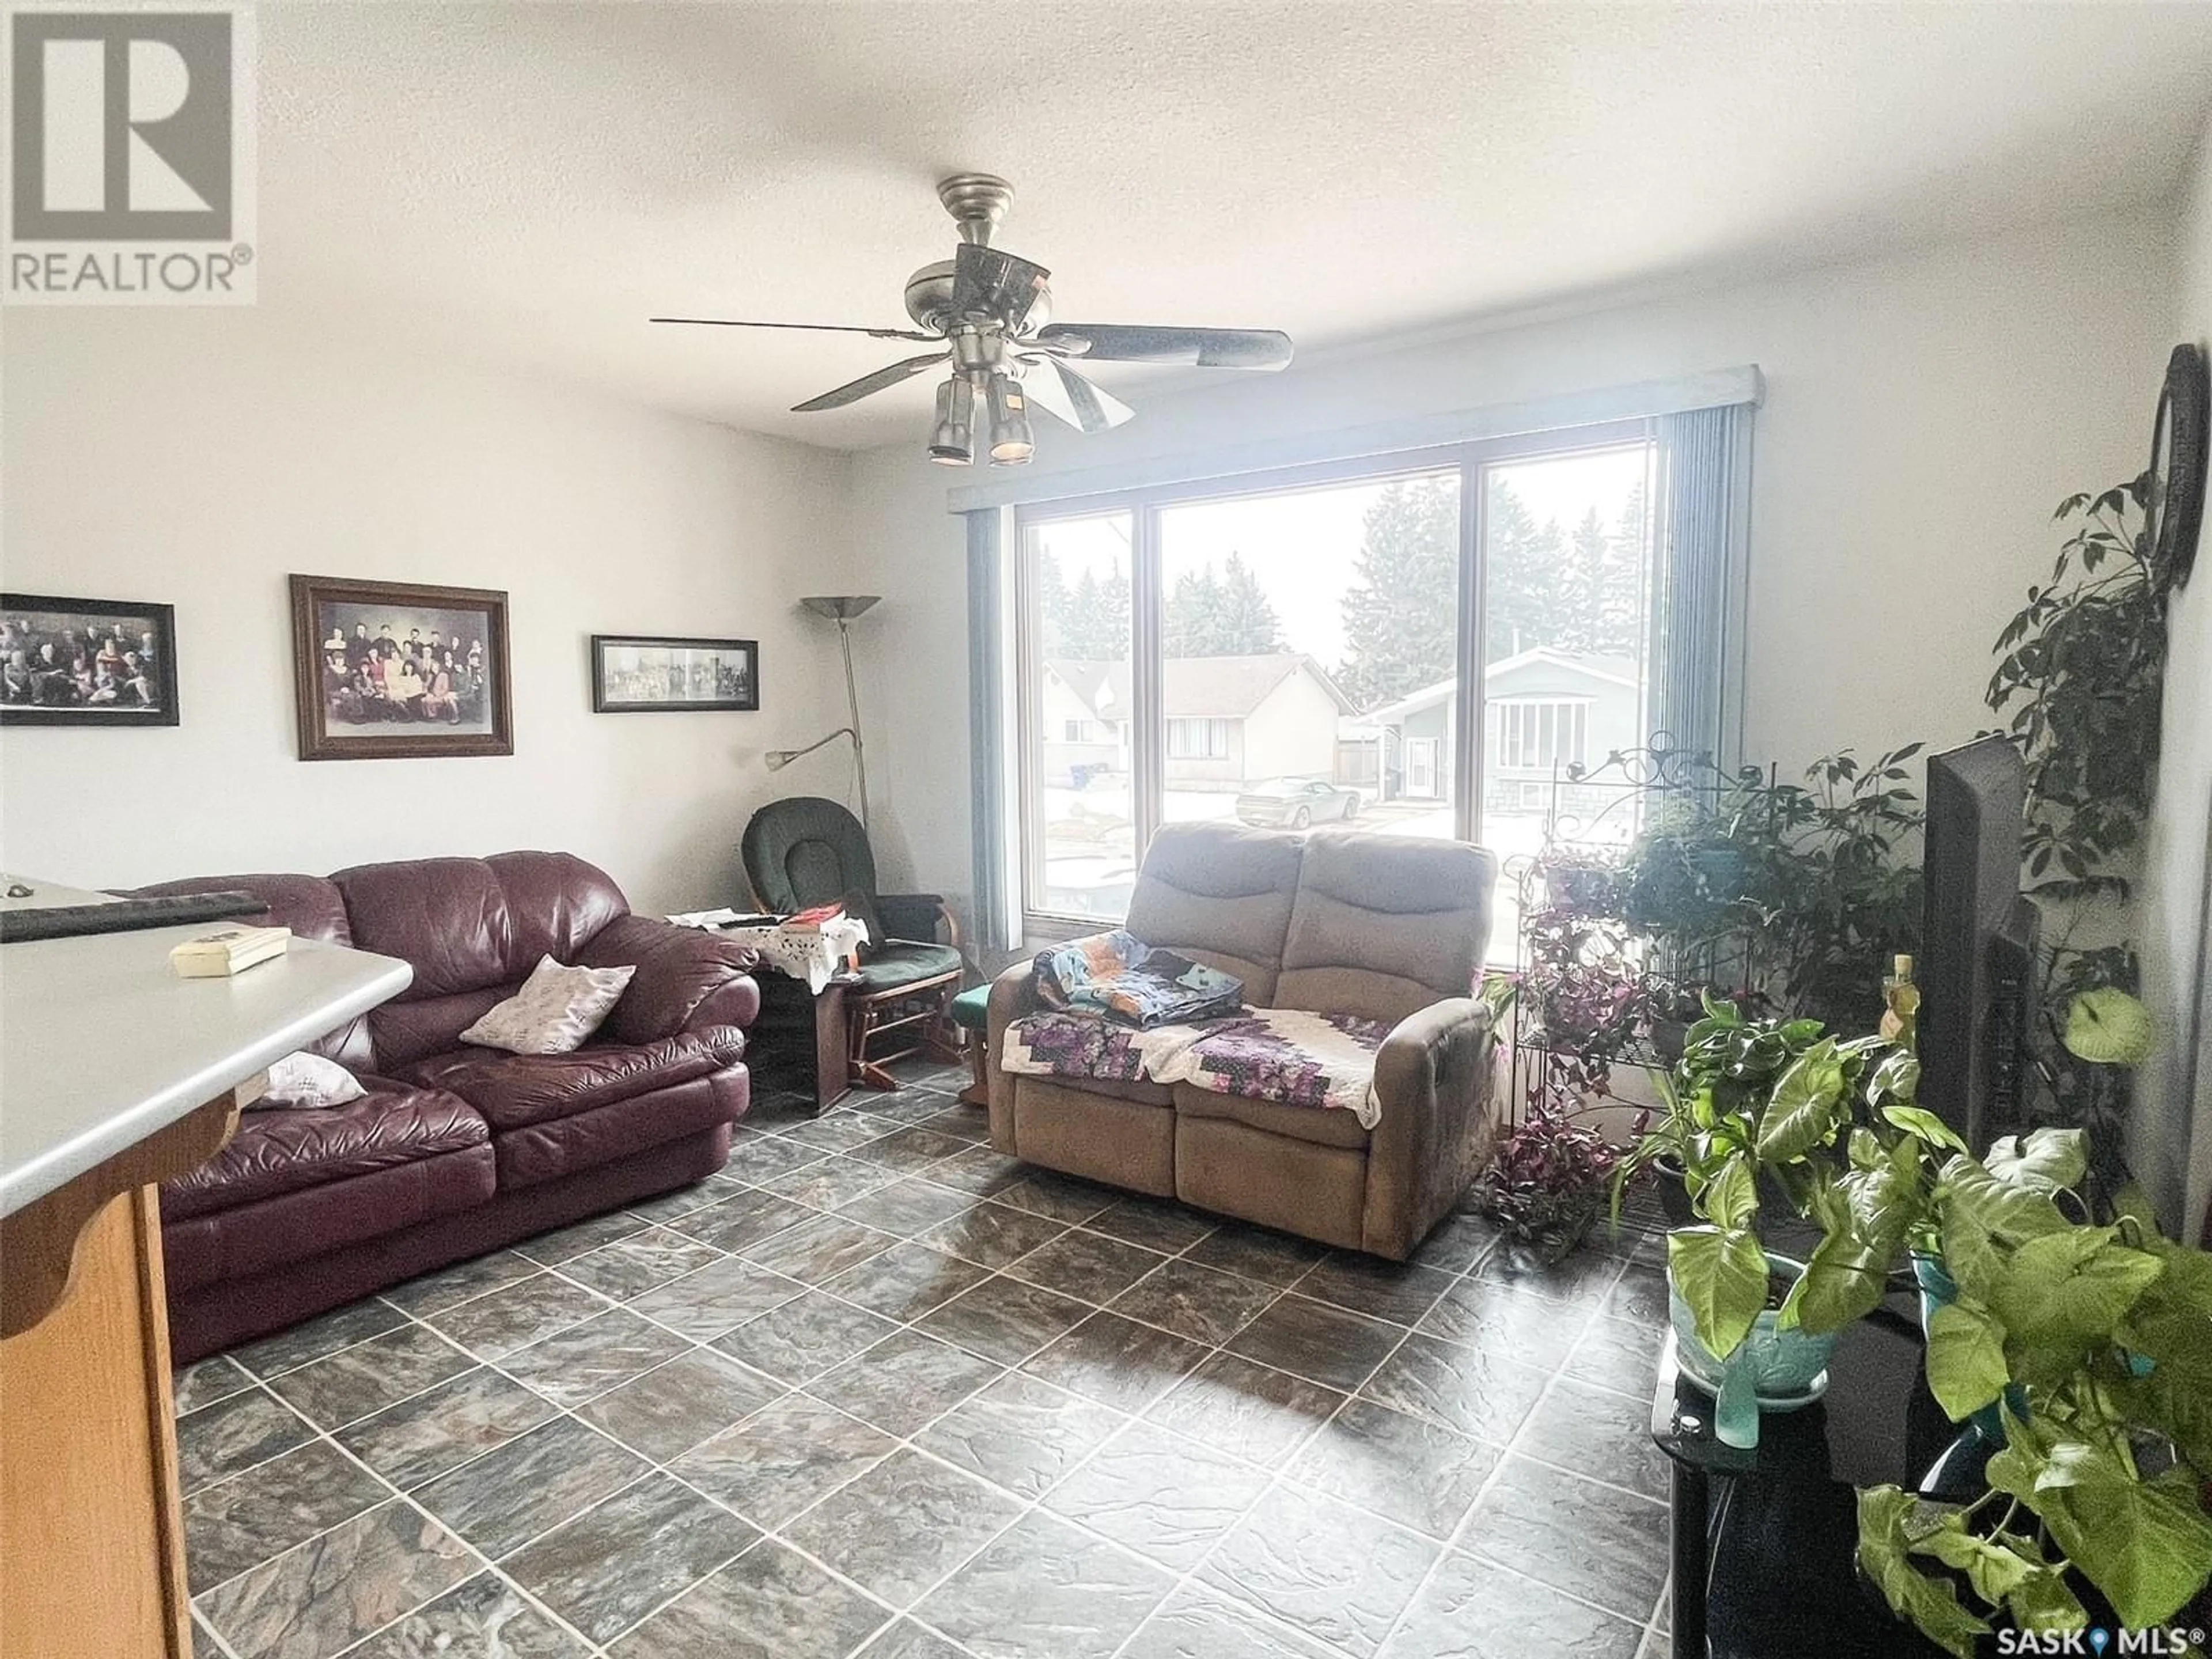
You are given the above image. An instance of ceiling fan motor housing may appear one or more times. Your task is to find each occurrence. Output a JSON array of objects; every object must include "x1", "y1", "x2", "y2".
[{"x1": 904, "y1": 260, "x2": 1052, "y2": 335}]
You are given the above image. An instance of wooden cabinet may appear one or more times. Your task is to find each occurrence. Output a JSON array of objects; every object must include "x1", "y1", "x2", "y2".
[{"x1": 1, "y1": 1188, "x2": 194, "y2": 1658}]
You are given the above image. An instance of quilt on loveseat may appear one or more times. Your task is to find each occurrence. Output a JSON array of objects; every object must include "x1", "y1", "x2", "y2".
[{"x1": 1001, "y1": 1006, "x2": 1391, "y2": 1127}]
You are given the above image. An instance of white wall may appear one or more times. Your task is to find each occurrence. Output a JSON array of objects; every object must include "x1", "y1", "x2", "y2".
[
  {"x1": 0, "y1": 310, "x2": 856, "y2": 913},
  {"x1": 2139, "y1": 127, "x2": 2212, "y2": 1242},
  {"x1": 844, "y1": 213, "x2": 2177, "y2": 930}
]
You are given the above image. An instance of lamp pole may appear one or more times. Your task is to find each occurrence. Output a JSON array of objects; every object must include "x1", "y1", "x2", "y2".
[{"x1": 836, "y1": 612, "x2": 868, "y2": 834}]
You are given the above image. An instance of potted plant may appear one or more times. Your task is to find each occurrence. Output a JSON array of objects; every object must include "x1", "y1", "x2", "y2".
[
  {"x1": 1471, "y1": 1099, "x2": 1620, "y2": 1263},
  {"x1": 1853, "y1": 1165, "x2": 2212, "y2": 1654},
  {"x1": 1613, "y1": 997, "x2": 1929, "y2": 1445},
  {"x1": 1610, "y1": 993, "x2": 1831, "y2": 1226}
]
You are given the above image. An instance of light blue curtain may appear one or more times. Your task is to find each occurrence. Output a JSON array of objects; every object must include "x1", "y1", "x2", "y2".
[{"x1": 1653, "y1": 403, "x2": 1752, "y2": 767}]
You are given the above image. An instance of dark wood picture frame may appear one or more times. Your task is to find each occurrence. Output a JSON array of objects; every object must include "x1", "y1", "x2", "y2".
[
  {"x1": 590, "y1": 634, "x2": 760, "y2": 713},
  {"x1": 0, "y1": 593, "x2": 179, "y2": 727},
  {"x1": 290, "y1": 574, "x2": 513, "y2": 761}
]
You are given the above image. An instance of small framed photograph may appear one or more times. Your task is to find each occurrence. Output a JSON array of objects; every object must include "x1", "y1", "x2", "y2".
[
  {"x1": 291, "y1": 574, "x2": 513, "y2": 760},
  {"x1": 591, "y1": 635, "x2": 759, "y2": 713},
  {"x1": 0, "y1": 593, "x2": 179, "y2": 727}
]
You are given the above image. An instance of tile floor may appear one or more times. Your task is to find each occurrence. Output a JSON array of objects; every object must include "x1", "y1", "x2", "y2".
[{"x1": 175, "y1": 1060, "x2": 1677, "y2": 1659}]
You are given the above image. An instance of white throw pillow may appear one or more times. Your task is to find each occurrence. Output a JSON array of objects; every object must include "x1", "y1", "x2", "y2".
[
  {"x1": 459, "y1": 955, "x2": 636, "y2": 1055},
  {"x1": 256, "y1": 1051, "x2": 368, "y2": 1109}
]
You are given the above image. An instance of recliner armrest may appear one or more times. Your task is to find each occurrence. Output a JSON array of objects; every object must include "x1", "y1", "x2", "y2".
[
  {"x1": 983, "y1": 959, "x2": 1040, "y2": 1150},
  {"x1": 878, "y1": 891, "x2": 954, "y2": 948},
  {"x1": 579, "y1": 914, "x2": 763, "y2": 1046},
  {"x1": 1363, "y1": 997, "x2": 1501, "y2": 1258}
]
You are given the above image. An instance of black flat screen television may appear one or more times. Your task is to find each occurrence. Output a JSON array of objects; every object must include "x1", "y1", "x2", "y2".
[{"x1": 1921, "y1": 737, "x2": 2041, "y2": 1152}]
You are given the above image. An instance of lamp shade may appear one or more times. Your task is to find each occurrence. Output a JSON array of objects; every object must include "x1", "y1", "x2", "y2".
[{"x1": 800, "y1": 596, "x2": 882, "y2": 622}]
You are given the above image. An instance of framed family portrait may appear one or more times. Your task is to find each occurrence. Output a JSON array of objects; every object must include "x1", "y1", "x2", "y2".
[
  {"x1": 591, "y1": 634, "x2": 759, "y2": 713},
  {"x1": 0, "y1": 593, "x2": 179, "y2": 727},
  {"x1": 291, "y1": 574, "x2": 513, "y2": 760}
]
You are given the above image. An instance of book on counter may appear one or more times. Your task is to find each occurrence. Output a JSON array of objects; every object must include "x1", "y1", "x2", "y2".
[{"x1": 170, "y1": 924, "x2": 291, "y2": 978}]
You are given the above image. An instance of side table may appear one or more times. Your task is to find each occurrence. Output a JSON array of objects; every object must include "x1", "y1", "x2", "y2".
[{"x1": 1650, "y1": 1301, "x2": 1953, "y2": 1658}]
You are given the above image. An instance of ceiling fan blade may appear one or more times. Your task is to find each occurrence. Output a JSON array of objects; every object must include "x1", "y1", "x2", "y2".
[
  {"x1": 650, "y1": 317, "x2": 940, "y2": 343},
  {"x1": 790, "y1": 351, "x2": 949, "y2": 412},
  {"x1": 1032, "y1": 324, "x2": 1293, "y2": 370},
  {"x1": 951, "y1": 243, "x2": 1052, "y2": 330},
  {"x1": 1022, "y1": 357, "x2": 1136, "y2": 434}
]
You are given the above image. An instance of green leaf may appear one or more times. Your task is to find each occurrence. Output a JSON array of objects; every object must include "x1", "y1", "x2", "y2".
[
  {"x1": 1923, "y1": 1301, "x2": 2010, "y2": 1421},
  {"x1": 1698, "y1": 1153, "x2": 1759, "y2": 1230},
  {"x1": 1984, "y1": 1127, "x2": 2089, "y2": 1195},
  {"x1": 1866, "y1": 1048, "x2": 1925, "y2": 1109},
  {"x1": 2022, "y1": 1430, "x2": 2212, "y2": 1628},
  {"x1": 1939, "y1": 1204, "x2": 2004, "y2": 1305},
  {"x1": 1668, "y1": 1225, "x2": 1769, "y2": 1360},
  {"x1": 1937, "y1": 1155, "x2": 2069, "y2": 1245},
  {"x1": 1784, "y1": 1223, "x2": 1891, "y2": 1334},
  {"x1": 1755, "y1": 1039, "x2": 1848, "y2": 1165},
  {"x1": 1880, "y1": 1103, "x2": 1967, "y2": 1153},
  {"x1": 2063, "y1": 987, "x2": 2157, "y2": 1066},
  {"x1": 1856, "y1": 1487, "x2": 1993, "y2": 1659},
  {"x1": 2004, "y1": 1563, "x2": 2089, "y2": 1632},
  {"x1": 1987, "y1": 1226, "x2": 2164, "y2": 1379},
  {"x1": 1915, "y1": 1522, "x2": 2036, "y2": 1605}
]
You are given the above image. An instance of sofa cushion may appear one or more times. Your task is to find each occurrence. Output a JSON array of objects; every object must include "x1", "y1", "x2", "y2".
[
  {"x1": 1124, "y1": 821, "x2": 1305, "y2": 1004},
  {"x1": 577, "y1": 915, "x2": 762, "y2": 1045},
  {"x1": 329, "y1": 851, "x2": 628, "y2": 1001},
  {"x1": 1171, "y1": 1082, "x2": 1374, "y2": 1150},
  {"x1": 369, "y1": 986, "x2": 513, "y2": 1071},
  {"x1": 1274, "y1": 831, "x2": 1498, "y2": 1026},
  {"x1": 162, "y1": 1142, "x2": 498, "y2": 1296},
  {"x1": 160, "y1": 1082, "x2": 488, "y2": 1222},
  {"x1": 852, "y1": 940, "x2": 963, "y2": 993},
  {"x1": 494, "y1": 1068, "x2": 745, "y2": 1190},
  {"x1": 396, "y1": 1027, "x2": 746, "y2": 1132}
]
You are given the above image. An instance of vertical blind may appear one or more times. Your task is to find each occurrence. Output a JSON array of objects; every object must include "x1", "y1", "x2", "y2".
[{"x1": 1652, "y1": 402, "x2": 1753, "y2": 768}]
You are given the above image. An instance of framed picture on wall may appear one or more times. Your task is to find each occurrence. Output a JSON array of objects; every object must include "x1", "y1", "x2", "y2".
[
  {"x1": 0, "y1": 593, "x2": 179, "y2": 727},
  {"x1": 590, "y1": 634, "x2": 759, "y2": 713},
  {"x1": 290, "y1": 574, "x2": 513, "y2": 760}
]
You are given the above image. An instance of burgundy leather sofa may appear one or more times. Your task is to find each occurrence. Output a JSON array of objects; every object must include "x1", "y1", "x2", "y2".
[{"x1": 135, "y1": 851, "x2": 759, "y2": 1363}]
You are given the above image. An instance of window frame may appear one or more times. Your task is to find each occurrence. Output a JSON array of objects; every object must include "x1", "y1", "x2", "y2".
[{"x1": 1010, "y1": 421, "x2": 1654, "y2": 935}]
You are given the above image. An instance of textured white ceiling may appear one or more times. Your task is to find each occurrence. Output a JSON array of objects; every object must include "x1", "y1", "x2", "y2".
[{"x1": 256, "y1": 2, "x2": 2212, "y2": 449}]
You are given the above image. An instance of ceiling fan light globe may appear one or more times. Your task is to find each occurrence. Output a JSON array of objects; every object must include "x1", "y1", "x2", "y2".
[
  {"x1": 986, "y1": 374, "x2": 1034, "y2": 465},
  {"x1": 929, "y1": 378, "x2": 975, "y2": 464}
]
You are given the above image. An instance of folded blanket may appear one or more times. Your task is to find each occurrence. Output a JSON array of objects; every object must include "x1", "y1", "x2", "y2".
[
  {"x1": 1003, "y1": 1006, "x2": 1391, "y2": 1128},
  {"x1": 1032, "y1": 930, "x2": 1244, "y2": 1029},
  {"x1": 1180, "y1": 1009, "x2": 1392, "y2": 1126}
]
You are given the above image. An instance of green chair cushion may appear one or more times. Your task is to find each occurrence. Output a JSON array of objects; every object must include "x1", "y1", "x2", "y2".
[
  {"x1": 949, "y1": 984, "x2": 991, "y2": 1030},
  {"x1": 850, "y1": 940, "x2": 964, "y2": 994}
]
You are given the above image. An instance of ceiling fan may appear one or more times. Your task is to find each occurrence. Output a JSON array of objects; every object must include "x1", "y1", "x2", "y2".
[{"x1": 652, "y1": 173, "x2": 1294, "y2": 467}]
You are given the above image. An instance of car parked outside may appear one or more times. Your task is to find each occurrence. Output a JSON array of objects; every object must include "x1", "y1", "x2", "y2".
[{"x1": 1233, "y1": 775, "x2": 1360, "y2": 828}]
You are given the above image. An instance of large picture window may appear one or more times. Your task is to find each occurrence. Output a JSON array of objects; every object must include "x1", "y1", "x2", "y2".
[{"x1": 1012, "y1": 427, "x2": 1658, "y2": 946}]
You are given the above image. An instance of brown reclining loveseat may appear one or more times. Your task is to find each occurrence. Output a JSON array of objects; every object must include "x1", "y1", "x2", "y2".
[{"x1": 987, "y1": 821, "x2": 1499, "y2": 1260}]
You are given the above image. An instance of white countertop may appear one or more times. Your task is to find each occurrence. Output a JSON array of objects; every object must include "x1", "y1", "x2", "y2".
[{"x1": 0, "y1": 914, "x2": 412, "y2": 1217}]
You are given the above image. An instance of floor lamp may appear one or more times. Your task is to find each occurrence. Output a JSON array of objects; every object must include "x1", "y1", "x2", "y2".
[{"x1": 766, "y1": 595, "x2": 881, "y2": 832}]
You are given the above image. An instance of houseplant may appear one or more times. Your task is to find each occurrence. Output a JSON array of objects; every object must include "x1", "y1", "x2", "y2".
[
  {"x1": 1474, "y1": 974, "x2": 1623, "y2": 1261},
  {"x1": 1853, "y1": 1164, "x2": 2212, "y2": 1655},
  {"x1": 1613, "y1": 997, "x2": 1930, "y2": 1441}
]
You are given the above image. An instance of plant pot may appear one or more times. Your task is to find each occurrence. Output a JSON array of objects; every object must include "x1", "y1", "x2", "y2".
[
  {"x1": 1649, "y1": 1016, "x2": 1690, "y2": 1067},
  {"x1": 1689, "y1": 847, "x2": 1749, "y2": 898},
  {"x1": 1912, "y1": 1250, "x2": 2028, "y2": 1444},
  {"x1": 1669, "y1": 1251, "x2": 1839, "y2": 1449},
  {"x1": 1652, "y1": 1153, "x2": 1696, "y2": 1227}
]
